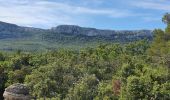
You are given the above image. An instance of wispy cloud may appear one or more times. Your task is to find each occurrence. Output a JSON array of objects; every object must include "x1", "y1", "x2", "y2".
[
  {"x1": 0, "y1": 0, "x2": 133, "y2": 28},
  {"x1": 142, "y1": 17, "x2": 161, "y2": 22},
  {"x1": 37, "y1": 1, "x2": 132, "y2": 17},
  {"x1": 0, "y1": 0, "x2": 81, "y2": 28},
  {"x1": 0, "y1": 0, "x2": 164, "y2": 29},
  {"x1": 131, "y1": 0, "x2": 170, "y2": 11}
]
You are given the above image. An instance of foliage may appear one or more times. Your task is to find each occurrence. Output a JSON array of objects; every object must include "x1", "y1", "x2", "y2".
[{"x1": 0, "y1": 14, "x2": 170, "y2": 100}]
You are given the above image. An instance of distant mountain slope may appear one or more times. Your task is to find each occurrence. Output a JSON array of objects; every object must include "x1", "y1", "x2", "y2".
[
  {"x1": 0, "y1": 21, "x2": 153, "y2": 51},
  {"x1": 47, "y1": 25, "x2": 152, "y2": 43},
  {"x1": 51, "y1": 25, "x2": 152, "y2": 37},
  {"x1": 0, "y1": 21, "x2": 46, "y2": 39}
]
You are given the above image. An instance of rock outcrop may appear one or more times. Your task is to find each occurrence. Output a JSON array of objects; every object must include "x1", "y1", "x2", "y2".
[{"x1": 3, "y1": 83, "x2": 31, "y2": 100}]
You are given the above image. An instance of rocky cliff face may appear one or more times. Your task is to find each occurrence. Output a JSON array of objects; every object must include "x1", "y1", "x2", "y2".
[
  {"x1": 48, "y1": 25, "x2": 153, "y2": 43},
  {"x1": 51, "y1": 25, "x2": 153, "y2": 37},
  {"x1": 51, "y1": 25, "x2": 115, "y2": 36}
]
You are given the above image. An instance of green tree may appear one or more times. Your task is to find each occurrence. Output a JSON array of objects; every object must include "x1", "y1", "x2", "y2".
[
  {"x1": 25, "y1": 66, "x2": 57, "y2": 100},
  {"x1": 65, "y1": 74, "x2": 98, "y2": 100},
  {"x1": 95, "y1": 81, "x2": 115, "y2": 100}
]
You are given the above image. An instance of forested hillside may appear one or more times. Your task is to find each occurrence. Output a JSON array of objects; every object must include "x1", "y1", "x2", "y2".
[
  {"x1": 0, "y1": 14, "x2": 170, "y2": 100},
  {"x1": 0, "y1": 21, "x2": 152, "y2": 51}
]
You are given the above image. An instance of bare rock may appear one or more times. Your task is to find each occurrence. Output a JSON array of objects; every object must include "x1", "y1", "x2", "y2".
[{"x1": 3, "y1": 83, "x2": 31, "y2": 100}]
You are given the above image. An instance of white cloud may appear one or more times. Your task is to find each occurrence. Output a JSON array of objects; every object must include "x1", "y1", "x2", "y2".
[
  {"x1": 0, "y1": 0, "x2": 133, "y2": 28},
  {"x1": 0, "y1": 0, "x2": 79, "y2": 28}
]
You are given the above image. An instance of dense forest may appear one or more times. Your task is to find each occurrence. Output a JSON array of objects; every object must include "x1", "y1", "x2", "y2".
[{"x1": 0, "y1": 14, "x2": 170, "y2": 100}]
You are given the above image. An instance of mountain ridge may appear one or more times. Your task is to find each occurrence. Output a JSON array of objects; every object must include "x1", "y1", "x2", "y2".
[
  {"x1": 0, "y1": 21, "x2": 153, "y2": 51},
  {"x1": 0, "y1": 21, "x2": 152, "y2": 34}
]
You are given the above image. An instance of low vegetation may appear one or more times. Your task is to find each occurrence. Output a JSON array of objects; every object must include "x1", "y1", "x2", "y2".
[{"x1": 0, "y1": 14, "x2": 170, "y2": 100}]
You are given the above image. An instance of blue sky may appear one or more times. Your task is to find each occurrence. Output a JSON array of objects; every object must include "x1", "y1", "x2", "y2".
[{"x1": 0, "y1": 0, "x2": 169, "y2": 30}]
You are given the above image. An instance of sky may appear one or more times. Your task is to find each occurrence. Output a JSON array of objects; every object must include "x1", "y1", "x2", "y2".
[{"x1": 0, "y1": 0, "x2": 169, "y2": 30}]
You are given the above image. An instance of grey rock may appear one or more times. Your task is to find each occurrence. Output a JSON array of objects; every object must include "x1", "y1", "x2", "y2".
[{"x1": 3, "y1": 83, "x2": 31, "y2": 100}]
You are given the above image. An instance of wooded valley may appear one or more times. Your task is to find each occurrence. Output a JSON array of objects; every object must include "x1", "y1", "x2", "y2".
[{"x1": 0, "y1": 14, "x2": 170, "y2": 100}]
